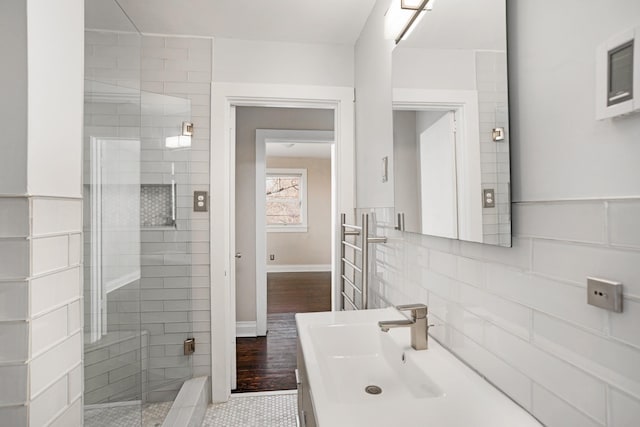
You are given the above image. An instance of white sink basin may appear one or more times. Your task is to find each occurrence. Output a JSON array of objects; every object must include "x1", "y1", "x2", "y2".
[
  {"x1": 308, "y1": 323, "x2": 444, "y2": 403},
  {"x1": 296, "y1": 308, "x2": 542, "y2": 427}
]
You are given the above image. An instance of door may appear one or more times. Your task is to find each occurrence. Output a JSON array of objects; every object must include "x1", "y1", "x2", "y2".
[{"x1": 418, "y1": 110, "x2": 458, "y2": 239}]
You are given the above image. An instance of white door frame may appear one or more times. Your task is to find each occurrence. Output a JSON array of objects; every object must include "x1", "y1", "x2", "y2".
[
  {"x1": 255, "y1": 129, "x2": 335, "y2": 339},
  {"x1": 393, "y1": 88, "x2": 482, "y2": 242},
  {"x1": 210, "y1": 83, "x2": 355, "y2": 402}
]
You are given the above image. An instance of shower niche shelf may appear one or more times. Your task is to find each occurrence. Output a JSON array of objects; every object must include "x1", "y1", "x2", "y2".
[{"x1": 141, "y1": 183, "x2": 177, "y2": 229}]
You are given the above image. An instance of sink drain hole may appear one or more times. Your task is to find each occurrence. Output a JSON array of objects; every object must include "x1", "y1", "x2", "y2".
[{"x1": 365, "y1": 385, "x2": 382, "y2": 395}]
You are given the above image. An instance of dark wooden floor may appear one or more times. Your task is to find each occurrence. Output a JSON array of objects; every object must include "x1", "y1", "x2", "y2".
[{"x1": 234, "y1": 272, "x2": 331, "y2": 393}]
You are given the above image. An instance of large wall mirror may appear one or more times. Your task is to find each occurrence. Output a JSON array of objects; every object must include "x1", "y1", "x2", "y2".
[{"x1": 392, "y1": 0, "x2": 511, "y2": 247}]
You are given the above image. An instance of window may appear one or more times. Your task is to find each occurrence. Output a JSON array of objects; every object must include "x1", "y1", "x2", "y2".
[{"x1": 266, "y1": 168, "x2": 307, "y2": 232}]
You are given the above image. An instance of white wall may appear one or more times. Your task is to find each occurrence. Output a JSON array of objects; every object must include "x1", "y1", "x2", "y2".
[
  {"x1": 354, "y1": 0, "x2": 395, "y2": 208},
  {"x1": 356, "y1": 0, "x2": 640, "y2": 426},
  {"x1": 392, "y1": 47, "x2": 476, "y2": 91},
  {"x1": 510, "y1": 1, "x2": 640, "y2": 201},
  {"x1": 213, "y1": 38, "x2": 354, "y2": 87},
  {"x1": 0, "y1": 0, "x2": 28, "y2": 195},
  {"x1": 27, "y1": 0, "x2": 84, "y2": 198}
]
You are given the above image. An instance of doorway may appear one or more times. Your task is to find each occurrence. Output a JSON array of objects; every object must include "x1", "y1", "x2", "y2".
[
  {"x1": 210, "y1": 83, "x2": 355, "y2": 402},
  {"x1": 233, "y1": 109, "x2": 334, "y2": 392},
  {"x1": 393, "y1": 89, "x2": 483, "y2": 243}
]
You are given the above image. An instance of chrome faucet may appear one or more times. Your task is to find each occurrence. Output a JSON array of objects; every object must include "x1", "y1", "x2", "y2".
[{"x1": 378, "y1": 304, "x2": 429, "y2": 350}]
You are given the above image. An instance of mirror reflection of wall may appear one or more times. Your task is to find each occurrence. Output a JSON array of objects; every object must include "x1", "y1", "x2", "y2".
[
  {"x1": 391, "y1": 0, "x2": 511, "y2": 247},
  {"x1": 394, "y1": 110, "x2": 458, "y2": 238}
]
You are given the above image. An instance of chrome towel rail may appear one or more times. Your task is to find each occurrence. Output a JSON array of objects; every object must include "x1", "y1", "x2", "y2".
[{"x1": 340, "y1": 213, "x2": 387, "y2": 310}]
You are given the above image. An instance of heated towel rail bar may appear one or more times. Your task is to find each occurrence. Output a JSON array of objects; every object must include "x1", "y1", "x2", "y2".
[{"x1": 340, "y1": 213, "x2": 387, "y2": 310}]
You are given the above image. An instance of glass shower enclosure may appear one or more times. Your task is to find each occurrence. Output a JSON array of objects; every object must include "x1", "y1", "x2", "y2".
[{"x1": 83, "y1": 0, "x2": 197, "y2": 424}]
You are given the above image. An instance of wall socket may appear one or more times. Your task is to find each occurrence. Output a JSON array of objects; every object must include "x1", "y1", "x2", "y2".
[
  {"x1": 587, "y1": 277, "x2": 623, "y2": 312},
  {"x1": 270, "y1": 254, "x2": 275, "y2": 261},
  {"x1": 193, "y1": 191, "x2": 208, "y2": 212},
  {"x1": 483, "y1": 189, "x2": 496, "y2": 208}
]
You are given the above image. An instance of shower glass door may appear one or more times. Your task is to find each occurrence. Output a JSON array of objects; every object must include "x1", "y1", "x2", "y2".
[
  {"x1": 83, "y1": 0, "x2": 145, "y2": 420},
  {"x1": 84, "y1": 1, "x2": 195, "y2": 425}
]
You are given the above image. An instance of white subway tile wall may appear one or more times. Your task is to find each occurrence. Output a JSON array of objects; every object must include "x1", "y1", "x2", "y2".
[
  {"x1": 476, "y1": 51, "x2": 511, "y2": 246},
  {"x1": 0, "y1": 197, "x2": 84, "y2": 425},
  {"x1": 29, "y1": 374, "x2": 70, "y2": 427},
  {"x1": 83, "y1": 331, "x2": 148, "y2": 404},
  {"x1": 363, "y1": 198, "x2": 640, "y2": 427},
  {"x1": 140, "y1": 35, "x2": 212, "y2": 398},
  {"x1": 0, "y1": 196, "x2": 83, "y2": 425}
]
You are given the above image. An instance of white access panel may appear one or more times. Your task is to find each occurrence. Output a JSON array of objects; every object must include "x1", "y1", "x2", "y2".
[{"x1": 596, "y1": 26, "x2": 640, "y2": 120}]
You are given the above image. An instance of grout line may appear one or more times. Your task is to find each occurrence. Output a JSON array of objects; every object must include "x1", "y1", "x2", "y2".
[
  {"x1": 604, "y1": 201, "x2": 611, "y2": 247},
  {"x1": 513, "y1": 195, "x2": 640, "y2": 204}
]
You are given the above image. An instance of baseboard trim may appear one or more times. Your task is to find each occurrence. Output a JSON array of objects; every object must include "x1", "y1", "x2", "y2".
[
  {"x1": 266, "y1": 264, "x2": 331, "y2": 273},
  {"x1": 236, "y1": 321, "x2": 257, "y2": 337}
]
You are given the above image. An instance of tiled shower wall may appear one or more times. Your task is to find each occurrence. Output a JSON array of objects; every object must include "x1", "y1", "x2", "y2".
[
  {"x1": 475, "y1": 51, "x2": 510, "y2": 246},
  {"x1": 364, "y1": 199, "x2": 640, "y2": 427},
  {"x1": 84, "y1": 30, "x2": 212, "y2": 402},
  {"x1": 0, "y1": 197, "x2": 83, "y2": 426},
  {"x1": 140, "y1": 35, "x2": 212, "y2": 401}
]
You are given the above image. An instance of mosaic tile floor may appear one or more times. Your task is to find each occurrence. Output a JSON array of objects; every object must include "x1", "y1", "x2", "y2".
[
  {"x1": 84, "y1": 401, "x2": 172, "y2": 427},
  {"x1": 202, "y1": 391, "x2": 297, "y2": 427},
  {"x1": 84, "y1": 391, "x2": 297, "y2": 427}
]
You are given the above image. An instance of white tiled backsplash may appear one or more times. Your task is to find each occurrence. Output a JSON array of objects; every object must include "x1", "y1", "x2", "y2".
[{"x1": 362, "y1": 198, "x2": 640, "y2": 427}]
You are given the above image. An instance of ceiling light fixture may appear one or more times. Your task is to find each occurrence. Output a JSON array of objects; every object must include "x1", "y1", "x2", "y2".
[
  {"x1": 401, "y1": 0, "x2": 435, "y2": 11},
  {"x1": 396, "y1": 0, "x2": 431, "y2": 44},
  {"x1": 401, "y1": 0, "x2": 426, "y2": 10}
]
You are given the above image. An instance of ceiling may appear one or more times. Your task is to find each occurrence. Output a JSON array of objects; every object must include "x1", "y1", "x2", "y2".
[{"x1": 86, "y1": 0, "x2": 377, "y2": 45}]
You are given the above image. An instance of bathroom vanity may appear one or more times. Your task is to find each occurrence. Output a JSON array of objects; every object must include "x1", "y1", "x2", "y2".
[{"x1": 296, "y1": 308, "x2": 541, "y2": 427}]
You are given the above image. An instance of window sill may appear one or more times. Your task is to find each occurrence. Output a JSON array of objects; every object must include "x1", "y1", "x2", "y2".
[{"x1": 267, "y1": 226, "x2": 308, "y2": 233}]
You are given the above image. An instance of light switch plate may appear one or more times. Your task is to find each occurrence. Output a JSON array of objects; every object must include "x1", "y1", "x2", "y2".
[
  {"x1": 193, "y1": 191, "x2": 208, "y2": 212},
  {"x1": 587, "y1": 277, "x2": 623, "y2": 312}
]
